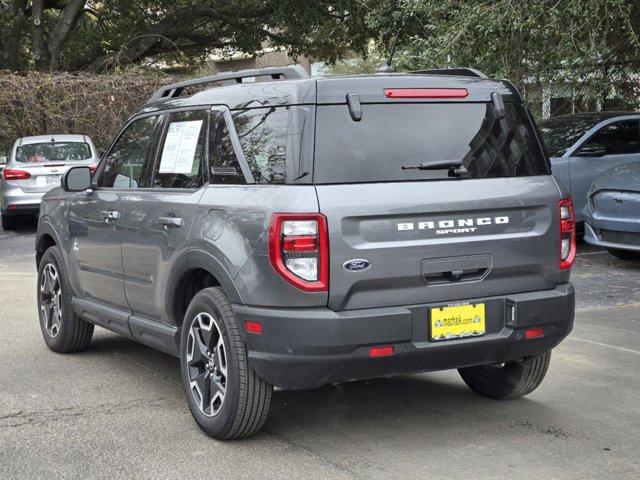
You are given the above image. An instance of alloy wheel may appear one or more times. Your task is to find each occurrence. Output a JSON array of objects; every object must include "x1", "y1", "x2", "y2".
[
  {"x1": 40, "y1": 263, "x2": 62, "y2": 338},
  {"x1": 186, "y1": 312, "x2": 228, "y2": 417}
]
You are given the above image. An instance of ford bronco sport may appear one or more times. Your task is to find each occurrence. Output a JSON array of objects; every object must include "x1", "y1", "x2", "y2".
[{"x1": 35, "y1": 65, "x2": 576, "y2": 440}]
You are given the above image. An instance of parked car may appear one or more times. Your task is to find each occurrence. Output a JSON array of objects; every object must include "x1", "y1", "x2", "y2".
[
  {"x1": 1, "y1": 134, "x2": 99, "y2": 230},
  {"x1": 539, "y1": 112, "x2": 640, "y2": 222},
  {"x1": 583, "y1": 161, "x2": 640, "y2": 260},
  {"x1": 35, "y1": 65, "x2": 575, "y2": 440}
]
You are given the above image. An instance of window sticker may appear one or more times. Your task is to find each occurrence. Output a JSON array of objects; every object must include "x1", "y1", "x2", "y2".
[{"x1": 159, "y1": 120, "x2": 203, "y2": 174}]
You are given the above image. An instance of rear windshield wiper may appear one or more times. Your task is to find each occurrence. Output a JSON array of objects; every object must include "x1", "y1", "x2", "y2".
[{"x1": 401, "y1": 159, "x2": 468, "y2": 177}]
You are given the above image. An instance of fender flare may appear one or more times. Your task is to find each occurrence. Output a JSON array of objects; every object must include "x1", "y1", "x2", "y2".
[
  {"x1": 164, "y1": 248, "x2": 244, "y2": 324},
  {"x1": 35, "y1": 220, "x2": 61, "y2": 250}
]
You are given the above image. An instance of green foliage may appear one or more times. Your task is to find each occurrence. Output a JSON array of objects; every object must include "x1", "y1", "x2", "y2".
[
  {"x1": 364, "y1": 0, "x2": 640, "y2": 108},
  {"x1": 0, "y1": 1, "x2": 373, "y2": 72}
]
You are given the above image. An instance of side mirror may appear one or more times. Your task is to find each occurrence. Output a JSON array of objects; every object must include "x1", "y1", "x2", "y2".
[
  {"x1": 0, "y1": 155, "x2": 7, "y2": 165},
  {"x1": 577, "y1": 143, "x2": 607, "y2": 157},
  {"x1": 63, "y1": 166, "x2": 92, "y2": 192}
]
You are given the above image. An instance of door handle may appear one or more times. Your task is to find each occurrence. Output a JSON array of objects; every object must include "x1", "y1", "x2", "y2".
[
  {"x1": 158, "y1": 216, "x2": 183, "y2": 229},
  {"x1": 101, "y1": 210, "x2": 120, "y2": 222}
]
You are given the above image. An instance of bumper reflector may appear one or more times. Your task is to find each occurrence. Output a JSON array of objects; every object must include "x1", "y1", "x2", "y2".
[
  {"x1": 525, "y1": 327, "x2": 544, "y2": 340},
  {"x1": 369, "y1": 346, "x2": 394, "y2": 358},
  {"x1": 244, "y1": 321, "x2": 263, "y2": 334}
]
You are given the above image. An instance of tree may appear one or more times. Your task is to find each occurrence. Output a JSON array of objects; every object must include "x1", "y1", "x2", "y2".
[
  {"x1": 0, "y1": 1, "x2": 372, "y2": 72},
  {"x1": 362, "y1": 0, "x2": 640, "y2": 110}
]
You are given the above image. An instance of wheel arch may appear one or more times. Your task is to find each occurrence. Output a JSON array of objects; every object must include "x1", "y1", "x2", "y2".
[
  {"x1": 35, "y1": 221, "x2": 61, "y2": 267},
  {"x1": 166, "y1": 249, "x2": 243, "y2": 328}
]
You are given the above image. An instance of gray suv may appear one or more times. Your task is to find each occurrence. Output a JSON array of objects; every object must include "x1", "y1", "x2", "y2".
[{"x1": 35, "y1": 66, "x2": 576, "y2": 440}]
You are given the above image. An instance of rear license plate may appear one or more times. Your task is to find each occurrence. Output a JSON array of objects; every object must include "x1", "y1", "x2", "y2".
[
  {"x1": 45, "y1": 175, "x2": 61, "y2": 186},
  {"x1": 430, "y1": 303, "x2": 486, "y2": 341}
]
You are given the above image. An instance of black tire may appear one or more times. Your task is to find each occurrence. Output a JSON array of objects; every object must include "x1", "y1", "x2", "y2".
[
  {"x1": 458, "y1": 351, "x2": 551, "y2": 400},
  {"x1": 608, "y1": 248, "x2": 640, "y2": 261},
  {"x1": 37, "y1": 246, "x2": 94, "y2": 353},
  {"x1": 1, "y1": 212, "x2": 16, "y2": 231},
  {"x1": 180, "y1": 287, "x2": 272, "y2": 440}
]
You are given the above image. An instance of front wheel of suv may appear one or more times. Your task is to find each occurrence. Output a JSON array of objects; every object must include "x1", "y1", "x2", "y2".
[
  {"x1": 37, "y1": 246, "x2": 94, "y2": 352},
  {"x1": 180, "y1": 287, "x2": 272, "y2": 440},
  {"x1": 458, "y1": 351, "x2": 551, "y2": 400}
]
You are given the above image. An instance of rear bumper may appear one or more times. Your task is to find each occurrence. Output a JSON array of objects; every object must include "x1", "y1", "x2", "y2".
[
  {"x1": 2, "y1": 187, "x2": 43, "y2": 216},
  {"x1": 233, "y1": 284, "x2": 575, "y2": 390}
]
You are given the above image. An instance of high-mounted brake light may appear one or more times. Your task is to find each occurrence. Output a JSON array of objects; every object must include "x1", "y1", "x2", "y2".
[
  {"x1": 2, "y1": 168, "x2": 31, "y2": 180},
  {"x1": 384, "y1": 88, "x2": 469, "y2": 99},
  {"x1": 559, "y1": 198, "x2": 576, "y2": 270},
  {"x1": 269, "y1": 213, "x2": 329, "y2": 292}
]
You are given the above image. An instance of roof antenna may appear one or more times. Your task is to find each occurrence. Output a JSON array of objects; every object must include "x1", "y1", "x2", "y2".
[{"x1": 376, "y1": 15, "x2": 406, "y2": 73}]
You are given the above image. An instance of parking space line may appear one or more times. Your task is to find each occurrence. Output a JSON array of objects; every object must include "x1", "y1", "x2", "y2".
[
  {"x1": 569, "y1": 336, "x2": 640, "y2": 355},
  {"x1": 576, "y1": 303, "x2": 640, "y2": 313},
  {"x1": 575, "y1": 251, "x2": 608, "y2": 257}
]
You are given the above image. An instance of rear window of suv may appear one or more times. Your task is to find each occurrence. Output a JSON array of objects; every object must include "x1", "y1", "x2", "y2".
[
  {"x1": 313, "y1": 103, "x2": 549, "y2": 184},
  {"x1": 15, "y1": 142, "x2": 92, "y2": 163}
]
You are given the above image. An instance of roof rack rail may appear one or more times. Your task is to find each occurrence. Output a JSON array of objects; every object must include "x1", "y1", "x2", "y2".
[
  {"x1": 146, "y1": 64, "x2": 309, "y2": 104},
  {"x1": 411, "y1": 67, "x2": 488, "y2": 78}
]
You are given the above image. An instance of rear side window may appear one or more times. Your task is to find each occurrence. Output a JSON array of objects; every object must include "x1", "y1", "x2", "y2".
[
  {"x1": 154, "y1": 110, "x2": 208, "y2": 189},
  {"x1": 233, "y1": 107, "x2": 288, "y2": 184},
  {"x1": 100, "y1": 116, "x2": 158, "y2": 188},
  {"x1": 313, "y1": 103, "x2": 549, "y2": 184},
  {"x1": 209, "y1": 111, "x2": 245, "y2": 184}
]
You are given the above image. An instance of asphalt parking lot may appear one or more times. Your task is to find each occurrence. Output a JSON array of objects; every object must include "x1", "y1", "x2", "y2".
[{"x1": 1, "y1": 218, "x2": 639, "y2": 480}]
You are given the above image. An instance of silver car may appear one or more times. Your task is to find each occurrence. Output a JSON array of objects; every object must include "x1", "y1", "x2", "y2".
[
  {"x1": 539, "y1": 112, "x2": 640, "y2": 222},
  {"x1": 584, "y1": 161, "x2": 640, "y2": 260},
  {"x1": 1, "y1": 134, "x2": 99, "y2": 230}
]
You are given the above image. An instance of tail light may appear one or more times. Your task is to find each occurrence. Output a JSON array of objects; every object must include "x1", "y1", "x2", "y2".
[
  {"x1": 3, "y1": 168, "x2": 31, "y2": 180},
  {"x1": 269, "y1": 213, "x2": 329, "y2": 292},
  {"x1": 89, "y1": 165, "x2": 97, "y2": 174},
  {"x1": 559, "y1": 198, "x2": 576, "y2": 270}
]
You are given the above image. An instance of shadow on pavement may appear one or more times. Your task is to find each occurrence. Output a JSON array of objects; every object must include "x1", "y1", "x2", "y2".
[
  {"x1": 1, "y1": 215, "x2": 37, "y2": 234},
  {"x1": 85, "y1": 331, "x2": 548, "y2": 442}
]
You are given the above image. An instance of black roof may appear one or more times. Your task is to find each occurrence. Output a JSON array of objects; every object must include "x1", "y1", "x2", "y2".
[{"x1": 139, "y1": 66, "x2": 519, "y2": 115}]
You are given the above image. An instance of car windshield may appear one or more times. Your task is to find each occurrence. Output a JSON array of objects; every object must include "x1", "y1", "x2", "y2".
[
  {"x1": 539, "y1": 117, "x2": 601, "y2": 157},
  {"x1": 15, "y1": 142, "x2": 92, "y2": 163}
]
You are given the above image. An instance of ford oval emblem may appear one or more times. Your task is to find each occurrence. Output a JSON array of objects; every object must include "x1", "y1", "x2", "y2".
[{"x1": 343, "y1": 259, "x2": 371, "y2": 272}]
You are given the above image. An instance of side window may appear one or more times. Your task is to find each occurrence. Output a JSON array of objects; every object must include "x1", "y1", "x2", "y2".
[
  {"x1": 209, "y1": 111, "x2": 246, "y2": 185},
  {"x1": 154, "y1": 110, "x2": 208, "y2": 189},
  {"x1": 233, "y1": 107, "x2": 288, "y2": 184},
  {"x1": 100, "y1": 116, "x2": 158, "y2": 188},
  {"x1": 586, "y1": 120, "x2": 640, "y2": 156}
]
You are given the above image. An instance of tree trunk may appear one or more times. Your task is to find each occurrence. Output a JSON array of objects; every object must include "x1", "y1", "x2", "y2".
[
  {"x1": 30, "y1": 0, "x2": 49, "y2": 71},
  {"x1": 46, "y1": 0, "x2": 87, "y2": 70}
]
